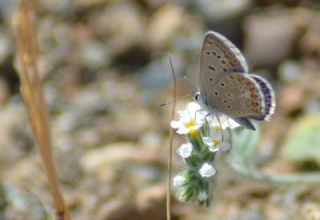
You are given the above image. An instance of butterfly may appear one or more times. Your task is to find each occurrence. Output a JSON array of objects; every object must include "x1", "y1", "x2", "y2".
[{"x1": 194, "y1": 31, "x2": 276, "y2": 130}]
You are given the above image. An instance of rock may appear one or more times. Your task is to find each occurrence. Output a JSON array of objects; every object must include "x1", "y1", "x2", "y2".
[
  {"x1": 38, "y1": 0, "x2": 71, "y2": 13},
  {"x1": 91, "y1": 2, "x2": 145, "y2": 56},
  {"x1": 80, "y1": 143, "x2": 143, "y2": 172},
  {"x1": 78, "y1": 41, "x2": 110, "y2": 70},
  {"x1": 188, "y1": 0, "x2": 251, "y2": 22},
  {"x1": 278, "y1": 60, "x2": 302, "y2": 83},
  {"x1": 0, "y1": 103, "x2": 32, "y2": 165},
  {"x1": 0, "y1": 77, "x2": 9, "y2": 104},
  {"x1": 74, "y1": 0, "x2": 113, "y2": 8},
  {"x1": 0, "y1": 31, "x2": 12, "y2": 65},
  {"x1": 278, "y1": 85, "x2": 304, "y2": 114},
  {"x1": 244, "y1": 9, "x2": 302, "y2": 68},
  {"x1": 96, "y1": 185, "x2": 166, "y2": 220},
  {"x1": 299, "y1": 12, "x2": 320, "y2": 56},
  {"x1": 146, "y1": 4, "x2": 183, "y2": 49},
  {"x1": 113, "y1": 107, "x2": 155, "y2": 139}
]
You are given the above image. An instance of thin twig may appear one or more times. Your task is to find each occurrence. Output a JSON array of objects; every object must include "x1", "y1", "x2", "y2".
[
  {"x1": 12, "y1": 1, "x2": 71, "y2": 219},
  {"x1": 166, "y1": 55, "x2": 177, "y2": 220}
]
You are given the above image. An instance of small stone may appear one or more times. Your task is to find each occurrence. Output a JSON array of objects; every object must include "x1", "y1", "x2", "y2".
[
  {"x1": 80, "y1": 142, "x2": 139, "y2": 172},
  {"x1": 189, "y1": 0, "x2": 251, "y2": 22},
  {"x1": 146, "y1": 4, "x2": 183, "y2": 49},
  {"x1": 278, "y1": 85, "x2": 304, "y2": 113},
  {"x1": 244, "y1": 10, "x2": 301, "y2": 68}
]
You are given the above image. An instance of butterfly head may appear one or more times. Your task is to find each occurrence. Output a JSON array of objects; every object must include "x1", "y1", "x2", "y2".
[{"x1": 192, "y1": 91, "x2": 201, "y2": 102}]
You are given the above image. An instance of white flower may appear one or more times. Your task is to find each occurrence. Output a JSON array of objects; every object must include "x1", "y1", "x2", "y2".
[
  {"x1": 197, "y1": 191, "x2": 208, "y2": 201},
  {"x1": 203, "y1": 120, "x2": 234, "y2": 151},
  {"x1": 170, "y1": 102, "x2": 206, "y2": 135},
  {"x1": 202, "y1": 136, "x2": 220, "y2": 152},
  {"x1": 173, "y1": 175, "x2": 185, "y2": 187},
  {"x1": 177, "y1": 143, "x2": 193, "y2": 158},
  {"x1": 176, "y1": 191, "x2": 188, "y2": 202},
  {"x1": 199, "y1": 163, "x2": 216, "y2": 178},
  {"x1": 209, "y1": 115, "x2": 240, "y2": 130}
]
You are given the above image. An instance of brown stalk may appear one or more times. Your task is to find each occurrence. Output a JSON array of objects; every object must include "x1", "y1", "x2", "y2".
[
  {"x1": 166, "y1": 56, "x2": 177, "y2": 220},
  {"x1": 12, "y1": 1, "x2": 71, "y2": 219}
]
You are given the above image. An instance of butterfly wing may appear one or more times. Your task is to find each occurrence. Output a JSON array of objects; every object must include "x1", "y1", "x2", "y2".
[
  {"x1": 200, "y1": 31, "x2": 248, "y2": 100},
  {"x1": 248, "y1": 75, "x2": 276, "y2": 121},
  {"x1": 205, "y1": 72, "x2": 266, "y2": 118}
]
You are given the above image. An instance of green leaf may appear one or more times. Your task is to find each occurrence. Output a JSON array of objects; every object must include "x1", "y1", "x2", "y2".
[
  {"x1": 282, "y1": 114, "x2": 320, "y2": 165},
  {"x1": 231, "y1": 126, "x2": 260, "y2": 168}
]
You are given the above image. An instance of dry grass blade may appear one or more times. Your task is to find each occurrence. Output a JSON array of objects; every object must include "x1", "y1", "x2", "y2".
[
  {"x1": 166, "y1": 55, "x2": 177, "y2": 220},
  {"x1": 12, "y1": 0, "x2": 71, "y2": 219}
]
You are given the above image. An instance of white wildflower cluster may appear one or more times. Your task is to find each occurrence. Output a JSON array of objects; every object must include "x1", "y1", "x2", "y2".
[{"x1": 171, "y1": 102, "x2": 239, "y2": 206}]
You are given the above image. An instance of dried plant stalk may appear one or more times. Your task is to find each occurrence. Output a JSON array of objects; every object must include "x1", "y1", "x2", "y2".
[
  {"x1": 12, "y1": 1, "x2": 71, "y2": 219},
  {"x1": 166, "y1": 56, "x2": 176, "y2": 220}
]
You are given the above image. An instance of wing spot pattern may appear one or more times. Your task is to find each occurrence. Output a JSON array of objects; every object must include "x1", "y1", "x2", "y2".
[
  {"x1": 216, "y1": 40, "x2": 243, "y2": 70},
  {"x1": 208, "y1": 66, "x2": 216, "y2": 71}
]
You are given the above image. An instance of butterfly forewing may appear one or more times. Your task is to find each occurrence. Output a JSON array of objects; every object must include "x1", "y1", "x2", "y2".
[{"x1": 200, "y1": 31, "x2": 248, "y2": 100}]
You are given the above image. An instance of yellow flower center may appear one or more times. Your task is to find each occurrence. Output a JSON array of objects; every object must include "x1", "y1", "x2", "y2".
[
  {"x1": 189, "y1": 128, "x2": 199, "y2": 137},
  {"x1": 185, "y1": 121, "x2": 196, "y2": 128},
  {"x1": 185, "y1": 121, "x2": 199, "y2": 137},
  {"x1": 213, "y1": 139, "x2": 220, "y2": 146}
]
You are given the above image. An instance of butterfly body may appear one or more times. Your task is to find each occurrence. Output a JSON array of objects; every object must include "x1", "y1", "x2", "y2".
[{"x1": 196, "y1": 31, "x2": 276, "y2": 130}]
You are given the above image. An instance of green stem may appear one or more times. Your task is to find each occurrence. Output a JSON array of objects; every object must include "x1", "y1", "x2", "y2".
[{"x1": 221, "y1": 152, "x2": 320, "y2": 185}]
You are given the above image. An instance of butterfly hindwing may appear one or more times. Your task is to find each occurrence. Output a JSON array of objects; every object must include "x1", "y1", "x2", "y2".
[
  {"x1": 248, "y1": 75, "x2": 276, "y2": 121},
  {"x1": 205, "y1": 72, "x2": 265, "y2": 118}
]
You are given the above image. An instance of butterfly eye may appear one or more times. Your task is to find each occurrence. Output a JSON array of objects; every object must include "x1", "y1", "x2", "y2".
[{"x1": 193, "y1": 92, "x2": 200, "y2": 101}]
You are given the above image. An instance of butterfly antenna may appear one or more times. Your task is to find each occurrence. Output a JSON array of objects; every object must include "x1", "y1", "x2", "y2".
[
  {"x1": 226, "y1": 117, "x2": 233, "y2": 150},
  {"x1": 160, "y1": 94, "x2": 192, "y2": 107}
]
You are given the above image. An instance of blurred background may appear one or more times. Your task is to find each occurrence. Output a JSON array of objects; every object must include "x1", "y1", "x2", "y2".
[{"x1": 0, "y1": 0, "x2": 320, "y2": 219}]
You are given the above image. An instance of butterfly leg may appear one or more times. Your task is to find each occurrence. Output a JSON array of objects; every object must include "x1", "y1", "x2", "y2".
[
  {"x1": 214, "y1": 114, "x2": 225, "y2": 141},
  {"x1": 202, "y1": 113, "x2": 225, "y2": 142},
  {"x1": 232, "y1": 117, "x2": 256, "y2": 130},
  {"x1": 226, "y1": 117, "x2": 233, "y2": 151}
]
